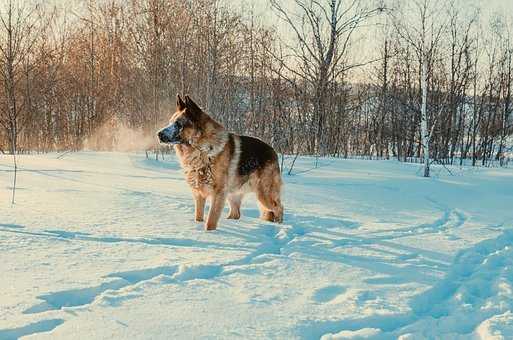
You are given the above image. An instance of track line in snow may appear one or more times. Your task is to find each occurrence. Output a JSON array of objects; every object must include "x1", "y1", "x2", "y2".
[
  {"x1": 0, "y1": 225, "x2": 250, "y2": 252},
  {"x1": 280, "y1": 221, "x2": 451, "y2": 279},
  {"x1": 21, "y1": 263, "x2": 226, "y2": 317},
  {"x1": 224, "y1": 222, "x2": 305, "y2": 267},
  {"x1": 0, "y1": 319, "x2": 65, "y2": 340},
  {"x1": 16, "y1": 221, "x2": 304, "y2": 333},
  {"x1": 366, "y1": 209, "x2": 466, "y2": 241},
  {"x1": 0, "y1": 162, "x2": 180, "y2": 194},
  {"x1": 298, "y1": 229, "x2": 513, "y2": 339},
  {"x1": 23, "y1": 266, "x2": 179, "y2": 314},
  {"x1": 4, "y1": 199, "x2": 458, "y2": 337}
]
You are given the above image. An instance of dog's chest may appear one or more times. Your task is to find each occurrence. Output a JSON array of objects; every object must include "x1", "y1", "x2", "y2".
[{"x1": 180, "y1": 149, "x2": 214, "y2": 189}]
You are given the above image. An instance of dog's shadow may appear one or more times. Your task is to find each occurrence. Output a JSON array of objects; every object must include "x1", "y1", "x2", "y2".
[{"x1": 239, "y1": 207, "x2": 361, "y2": 230}]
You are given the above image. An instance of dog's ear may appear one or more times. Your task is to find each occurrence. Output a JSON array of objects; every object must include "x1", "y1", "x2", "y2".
[
  {"x1": 184, "y1": 95, "x2": 201, "y2": 113},
  {"x1": 176, "y1": 94, "x2": 186, "y2": 111}
]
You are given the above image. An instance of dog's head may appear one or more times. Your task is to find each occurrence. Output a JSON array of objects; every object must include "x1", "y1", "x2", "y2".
[{"x1": 158, "y1": 95, "x2": 206, "y2": 145}]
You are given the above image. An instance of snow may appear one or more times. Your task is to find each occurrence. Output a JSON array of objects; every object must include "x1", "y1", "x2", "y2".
[{"x1": 1, "y1": 152, "x2": 513, "y2": 339}]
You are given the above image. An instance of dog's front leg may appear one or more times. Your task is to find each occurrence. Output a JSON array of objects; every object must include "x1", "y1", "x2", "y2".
[
  {"x1": 205, "y1": 191, "x2": 226, "y2": 231},
  {"x1": 193, "y1": 193, "x2": 206, "y2": 222}
]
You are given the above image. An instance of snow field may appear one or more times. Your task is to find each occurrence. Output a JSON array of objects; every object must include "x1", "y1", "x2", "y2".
[{"x1": 1, "y1": 152, "x2": 512, "y2": 339}]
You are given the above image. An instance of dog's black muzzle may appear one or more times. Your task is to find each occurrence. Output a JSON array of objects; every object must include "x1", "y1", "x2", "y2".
[{"x1": 158, "y1": 123, "x2": 183, "y2": 144}]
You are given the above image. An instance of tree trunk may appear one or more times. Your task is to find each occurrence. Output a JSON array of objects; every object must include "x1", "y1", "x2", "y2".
[{"x1": 421, "y1": 56, "x2": 430, "y2": 177}]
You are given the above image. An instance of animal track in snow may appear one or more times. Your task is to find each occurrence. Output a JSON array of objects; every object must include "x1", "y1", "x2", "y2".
[
  {"x1": 0, "y1": 319, "x2": 64, "y2": 340},
  {"x1": 17, "y1": 222, "x2": 304, "y2": 336},
  {"x1": 312, "y1": 285, "x2": 347, "y2": 303},
  {"x1": 300, "y1": 230, "x2": 513, "y2": 339},
  {"x1": 24, "y1": 266, "x2": 179, "y2": 314},
  {"x1": 368, "y1": 208, "x2": 467, "y2": 241}
]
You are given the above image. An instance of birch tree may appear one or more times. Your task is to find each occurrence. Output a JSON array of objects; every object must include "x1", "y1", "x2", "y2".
[{"x1": 391, "y1": 0, "x2": 446, "y2": 176}]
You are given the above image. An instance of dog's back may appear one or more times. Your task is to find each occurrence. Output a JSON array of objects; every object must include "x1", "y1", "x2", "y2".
[{"x1": 238, "y1": 135, "x2": 279, "y2": 177}]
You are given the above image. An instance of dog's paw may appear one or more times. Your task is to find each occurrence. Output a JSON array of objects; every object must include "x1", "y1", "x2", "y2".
[
  {"x1": 226, "y1": 212, "x2": 240, "y2": 220},
  {"x1": 195, "y1": 217, "x2": 204, "y2": 222},
  {"x1": 260, "y1": 211, "x2": 275, "y2": 222},
  {"x1": 204, "y1": 222, "x2": 217, "y2": 231}
]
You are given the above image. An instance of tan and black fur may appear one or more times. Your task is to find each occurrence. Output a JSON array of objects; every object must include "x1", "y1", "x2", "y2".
[{"x1": 158, "y1": 95, "x2": 283, "y2": 231}]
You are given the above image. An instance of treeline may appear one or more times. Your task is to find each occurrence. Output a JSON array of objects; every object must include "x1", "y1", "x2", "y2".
[
  {"x1": 0, "y1": 0, "x2": 511, "y2": 167},
  {"x1": 0, "y1": 0, "x2": 275, "y2": 153}
]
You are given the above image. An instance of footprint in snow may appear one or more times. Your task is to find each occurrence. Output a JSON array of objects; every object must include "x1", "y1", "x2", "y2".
[{"x1": 312, "y1": 285, "x2": 347, "y2": 303}]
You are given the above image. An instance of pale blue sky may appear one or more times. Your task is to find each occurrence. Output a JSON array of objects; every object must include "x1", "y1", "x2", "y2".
[
  {"x1": 226, "y1": 0, "x2": 513, "y2": 44},
  {"x1": 222, "y1": 0, "x2": 513, "y2": 84},
  {"x1": 227, "y1": 0, "x2": 513, "y2": 15},
  {"x1": 45, "y1": 0, "x2": 513, "y2": 24}
]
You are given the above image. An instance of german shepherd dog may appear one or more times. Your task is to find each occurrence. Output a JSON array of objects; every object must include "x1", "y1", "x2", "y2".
[{"x1": 158, "y1": 95, "x2": 283, "y2": 231}]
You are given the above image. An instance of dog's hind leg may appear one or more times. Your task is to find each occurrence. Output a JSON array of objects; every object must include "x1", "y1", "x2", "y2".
[
  {"x1": 255, "y1": 166, "x2": 283, "y2": 223},
  {"x1": 258, "y1": 201, "x2": 275, "y2": 222},
  {"x1": 257, "y1": 193, "x2": 283, "y2": 223},
  {"x1": 272, "y1": 196, "x2": 284, "y2": 223},
  {"x1": 227, "y1": 194, "x2": 242, "y2": 219},
  {"x1": 256, "y1": 188, "x2": 283, "y2": 223}
]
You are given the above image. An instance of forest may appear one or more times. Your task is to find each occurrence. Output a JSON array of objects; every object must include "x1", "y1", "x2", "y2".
[{"x1": 0, "y1": 0, "x2": 511, "y2": 170}]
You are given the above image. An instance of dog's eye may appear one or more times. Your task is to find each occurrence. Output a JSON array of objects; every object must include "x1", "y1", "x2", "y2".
[{"x1": 181, "y1": 119, "x2": 192, "y2": 128}]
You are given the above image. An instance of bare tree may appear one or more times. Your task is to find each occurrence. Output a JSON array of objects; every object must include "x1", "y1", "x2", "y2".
[
  {"x1": 270, "y1": 0, "x2": 384, "y2": 156},
  {"x1": 0, "y1": 0, "x2": 45, "y2": 202},
  {"x1": 0, "y1": 0, "x2": 511, "y2": 172},
  {"x1": 390, "y1": 0, "x2": 446, "y2": 176}
]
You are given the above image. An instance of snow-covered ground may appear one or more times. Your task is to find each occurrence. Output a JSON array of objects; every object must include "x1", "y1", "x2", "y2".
[{"x1": 1, "y1": 152, "x2": 512, "y2": 339}]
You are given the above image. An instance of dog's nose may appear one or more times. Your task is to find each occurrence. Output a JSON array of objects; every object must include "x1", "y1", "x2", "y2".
[{"x1": 158, "y1": 131, "x2": 170, "y2": 143}]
